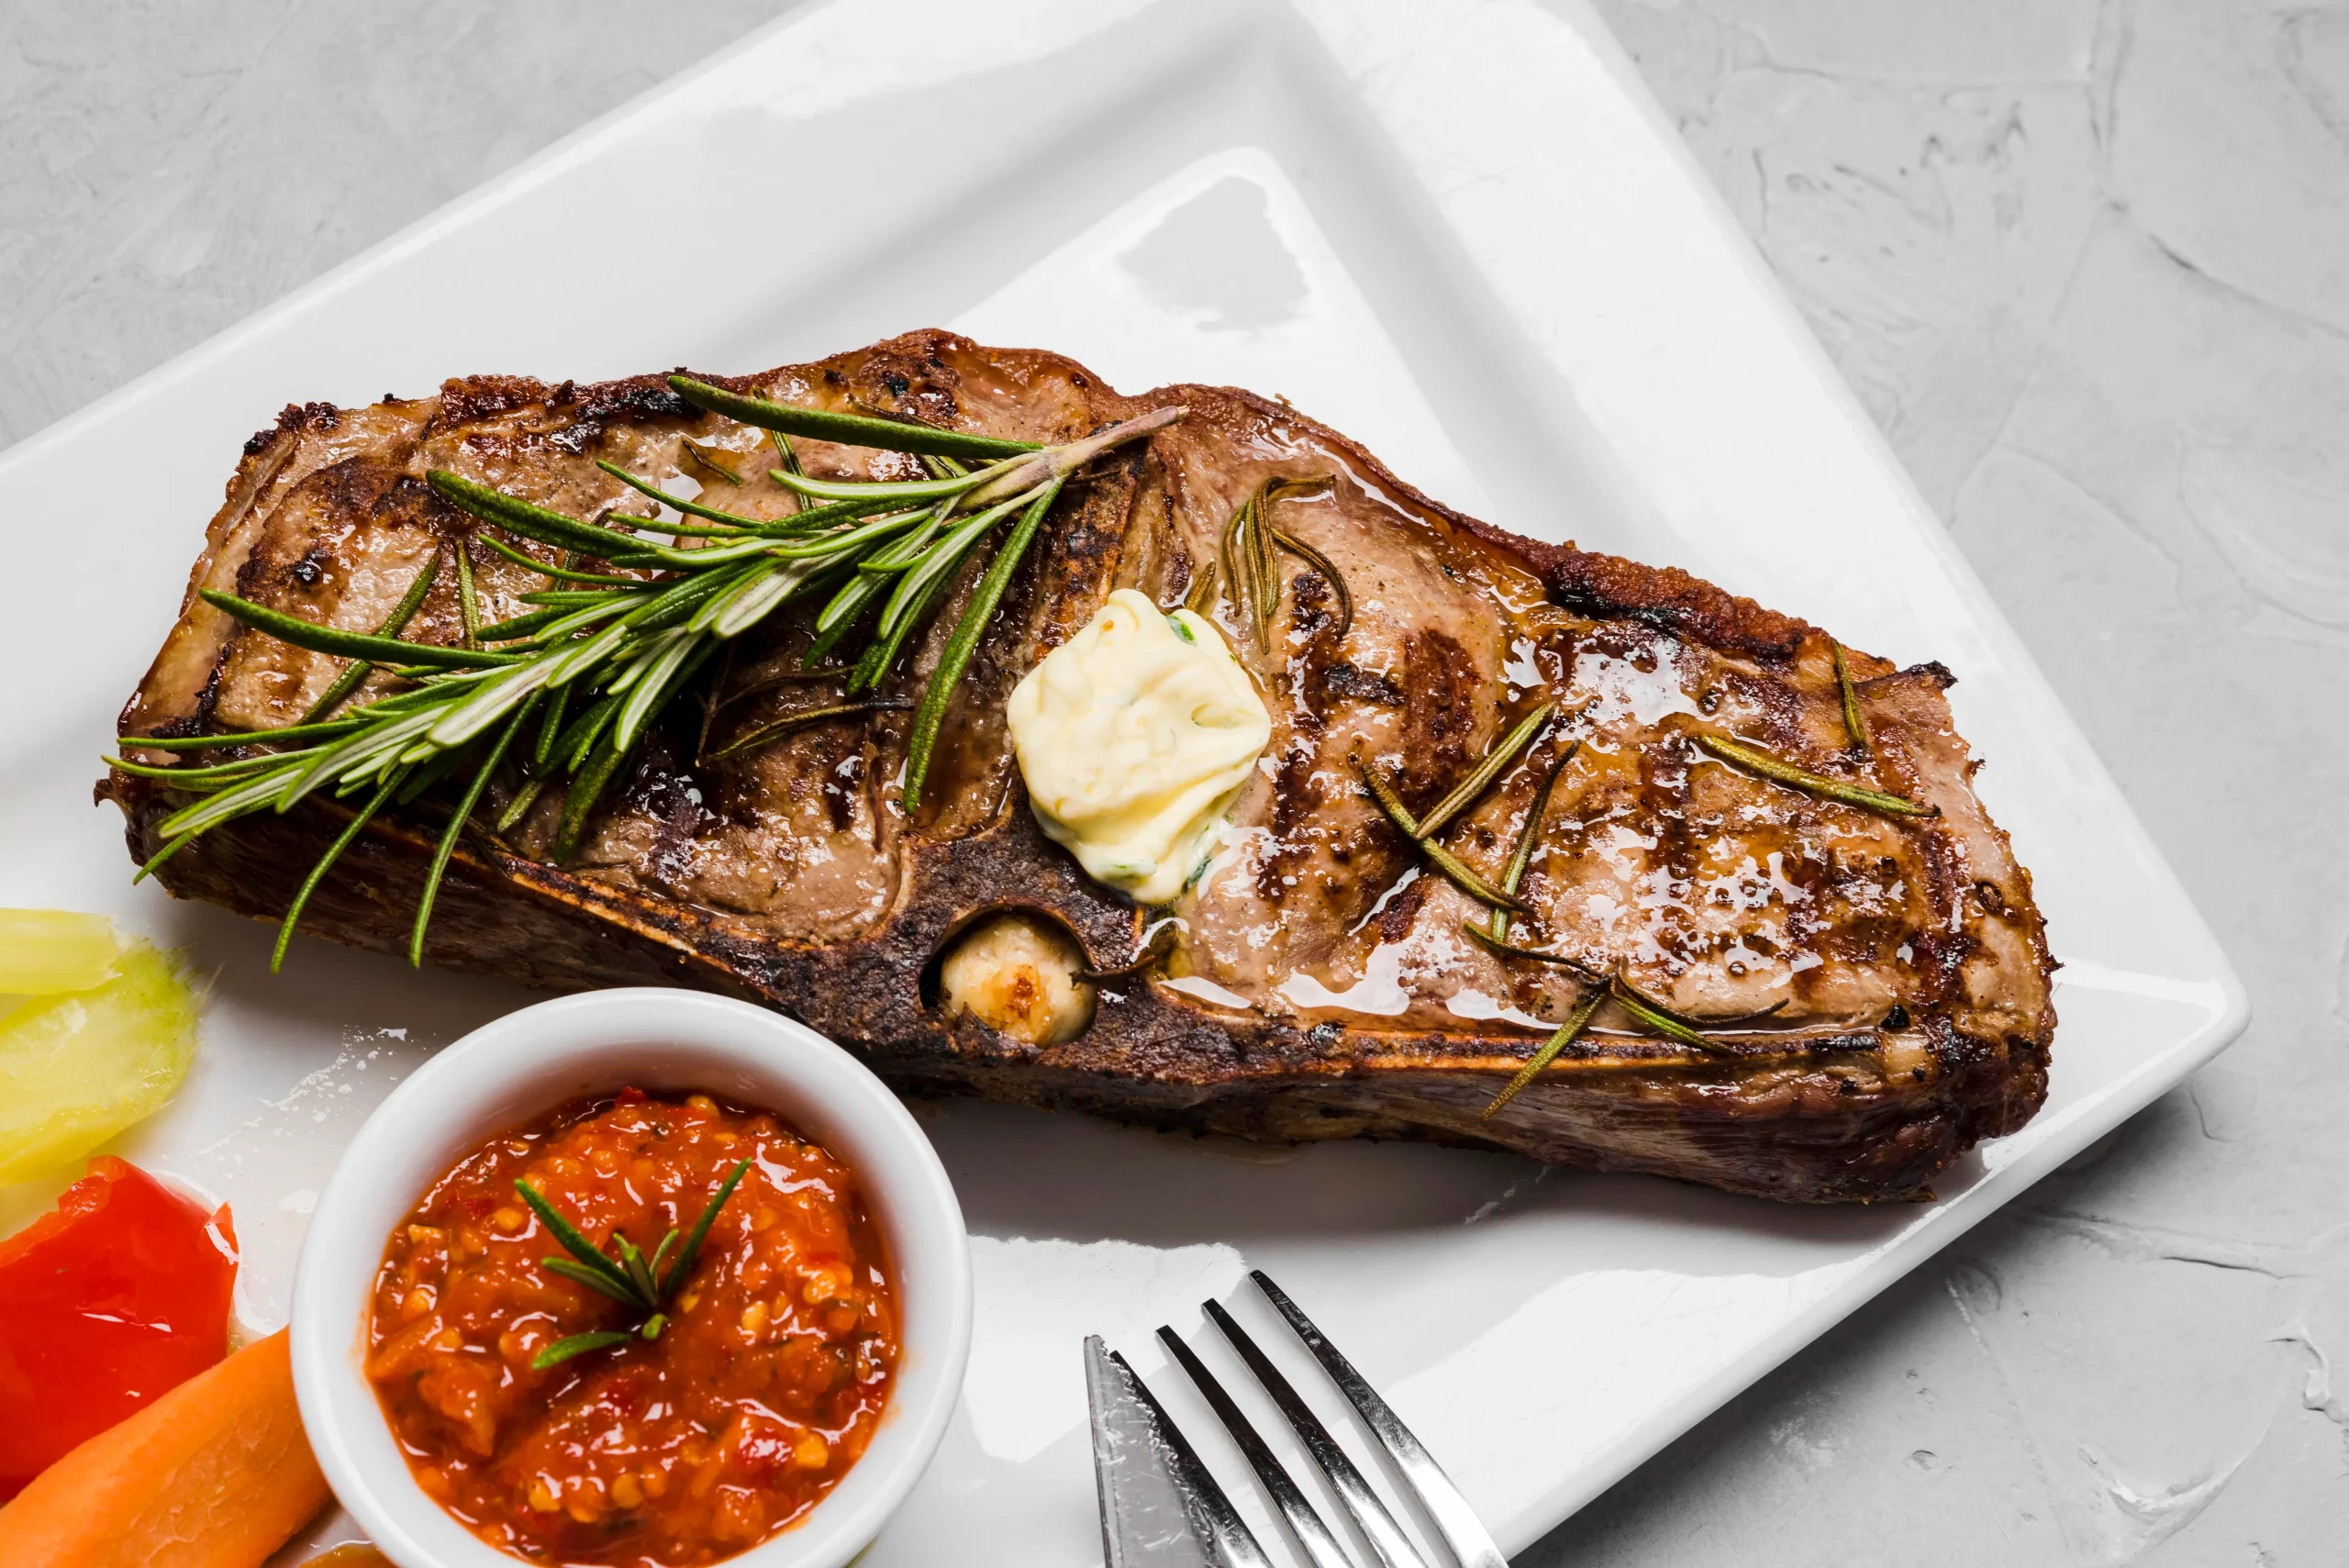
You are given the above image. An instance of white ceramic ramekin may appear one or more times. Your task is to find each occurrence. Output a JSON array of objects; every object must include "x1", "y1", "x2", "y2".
[{"x1": 290, "y1": 988, "x2": 972, "y2": 1568}]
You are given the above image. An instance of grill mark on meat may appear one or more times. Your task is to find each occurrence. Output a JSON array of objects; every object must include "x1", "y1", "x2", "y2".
[
  {"x1": 1324, "y1": 662, "x2": 1405, "y2": 706},
  {"x1": 1377, "y1": 872, "x2": 1431, "y2": 946},
  {"x1": 1399, "y1": 629, "x2": 1477, "y2": 809},
  {"x1": 1635, "y1": 731, "x2": 1701, "y2": 977},
  {"x1": 101, "y1": 329, "x2": 2057, "y2": 1204}
]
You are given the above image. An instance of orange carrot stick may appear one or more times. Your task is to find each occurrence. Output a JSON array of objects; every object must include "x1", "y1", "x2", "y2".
[{"x1": 0, "y1": 1328, "x2": 329, "y2": 1568}]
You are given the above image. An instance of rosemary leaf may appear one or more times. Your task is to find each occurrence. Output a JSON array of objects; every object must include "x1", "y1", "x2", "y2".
[
  {"x1": 1459, "y1": 920, "x2": 1606, "y2": 982},
  {"x1": 301, "y1": 546, "x2": 444, "y2": 724},
  {"x1": 667, "y1": 376, "x2": 1041, "y2": 461},
  {"x1": 116, "y1": 719, "x2": 367, "y2": 752},
  {"x1": 475, "y1": 530, "x2": 639, "y2": 584},
  {"x1": 454, "y1": 539, "x2": 482, "y2": 650},
  {"x1": 765, "y1": 506, "x2": 932, "y2": 562},
  {"x1": 474, "y1": 606, "x2": 570, "y2": 643},
  {"x1": 104, "y1": 752, "x2": 304, "y2": 787},
  {"x1": 1696, "y1": 733, "x2": 1935, "y2": 817},
  {"x1": 1252, "y1": 492, "x2": 1277, "y2": 645},
  {"x1": 409, "y1": 698, "x2": 536, "y2": 966},
  {"x1": 556, "y1": 735, "x2": 633, "y2": 864},
  {"x1": 852, "y1": 569, "x2": 952, "y2": 695},
  {"x1": 1354, "y1": 759, "x2": 1524, "y2": 910},
  {"x1": 959, "y1": 406, "x2": 1186, "y2": 511},
  {"x1": 429, "y1": 470, "x2": 661, "y2": 557},
  {"x1": 1610, "y1": 977, "x2": 1737, "y2": 1056},
  {"x1": 596, "y1": 460, "x2": 767, "y2": 532},
  {"x1": 495, "y1": 776, "x2": 549, "y2": 835},
  {"x1": 201, "y1": 590, "x2": 519, "y2": 670},
  {"x1": 1418, "y1": 701, "x2": 1555, "y2": 840},
  {"x1": 272, "y1": 770, "x2": 403, "y2": 974},
  {"x1": 1353, "y1": 752, "x2": 1422, "y2": 837},
  {"x1": 903, "y1": 479, "x2": 1061, "y2": 809},
  {"x1": 1486, "y1": 740, "x2": 1575, "y2": 942},
  {"x1": 1482, "y1": 987, "x2": 1606, "y2": 1117},
  {"x1": 1218, "y1": 490, "x2": 1270, "y2": 649},
  {"x1": 705, "y1": 560, "x2": 826, "y2": 641},
  {"x1": 878, "y1": 491, "x2": 1025, "y2": 640},
  {"x1": 612, "y1": 635, "x2": 718, "y2": 755},
  {"x1": 679, "y1": 436, "x2": 746, "y2": 484},
  {"x1": 769, "y1": 464, "x2": 994, "y2": 507},
  {"x1": 428, "y1": 471, "x2": 711, "y2": 571},
  {"x1": 1267, "y1": 525, "x2": 1353, "y2": 643},
  {"x1": 535, "y1": 684, "x2": 569, "y2": 768},
  {"x1": 516, "y1": 1180, "x2": 644, "y2": 1302},
  {"x1": 532, "y1": 1330, "x2": 633, "y2": 1371},
  {"x1": 660, "y1": 1159, "x2": 751, "y2": 1297},
  {"x1": 614, "y1": 1232, "x2": 659, "y2": 1305},
  {"x1": 648, "y1": 1229, "x2": 679, "y2": 1286},
  {"x1": 554, "y1": 692, "x2": 624, "y2": 775},
  {"x1": 518, "y1": 590, "x2": 622, "y2": 606},
  {"x1": 540, "y1": 1258, "x2": 645, "y2": 1307},
  {"x1": 1419, "y1": 838, "x2": 1526, "y2": 912},
  {"x1": 1831, "y1": 641, "x2": 1873, "y2": 755},
  {"x1": 1182, "y1": 551, "x2": 1219, "y2": 617}
]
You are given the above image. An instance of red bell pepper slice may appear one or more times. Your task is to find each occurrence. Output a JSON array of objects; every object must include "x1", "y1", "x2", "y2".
[{"x1": 0, "y1": 1157, "x2": 238, "y2": 1497}]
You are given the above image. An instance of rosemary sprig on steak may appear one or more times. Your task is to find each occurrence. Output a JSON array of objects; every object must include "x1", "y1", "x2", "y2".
[
  {"x1": 1194, "y1": 475, "x2": 1350, "y2": 648},
  {"x1": 1831, "y1": 639, "x2": 1874, "y2": 757},
  {"x1": 1695, "y1": 732, "x2": 1933, "y2": 817},
  {"x1": 108, "y1": 392, "x2": 1182, "y2": 971}
]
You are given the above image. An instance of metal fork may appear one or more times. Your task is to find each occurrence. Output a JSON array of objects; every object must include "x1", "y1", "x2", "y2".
[{"x1": 1086, "y1": 1268, "x2": 1508, "y2": 1568}]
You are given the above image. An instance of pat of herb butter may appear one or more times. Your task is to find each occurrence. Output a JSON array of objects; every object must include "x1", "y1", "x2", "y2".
[{"x1": 1007, "y1": 589, "x2": 1271, "y2": 904}]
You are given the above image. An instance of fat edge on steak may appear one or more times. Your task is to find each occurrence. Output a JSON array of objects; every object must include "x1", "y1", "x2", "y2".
[{"x1": 102, "y1": 330, "x2": 2055, "y2": 1203}]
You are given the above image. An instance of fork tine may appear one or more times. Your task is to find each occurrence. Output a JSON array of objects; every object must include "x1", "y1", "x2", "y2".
[
  {"x1": 1249, "y1": 1271, "x2": 1508, "y2": 1568},
  {"x1": 1103, "y1": 1344, "x2": 1279, "y2": 1568},
  {"x1": 1158, "y1": 1325, "x2": 1360, "y2": 1568},
  {"x1": 1202, "y1": 1300, "x2": 1431, "y2": 1568}
]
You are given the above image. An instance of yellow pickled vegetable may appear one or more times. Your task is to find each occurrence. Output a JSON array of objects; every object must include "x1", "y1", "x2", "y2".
[
  {"x1": 0, "y1": 940, "x2": 198, "y2": 1184},
  {"x1": 0, "y1": 909, "x2": 121, "y2": 995}
]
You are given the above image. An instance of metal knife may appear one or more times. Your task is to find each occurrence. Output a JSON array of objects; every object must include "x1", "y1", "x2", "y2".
[{"x1": 1085, "y1": 1334, "x2": 1274, "y2": 1568}]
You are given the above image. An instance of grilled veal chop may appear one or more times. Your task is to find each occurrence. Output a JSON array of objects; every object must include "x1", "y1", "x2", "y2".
[{"x1": 104, "y1": 329, "x2": 2054, "y2": 1203}]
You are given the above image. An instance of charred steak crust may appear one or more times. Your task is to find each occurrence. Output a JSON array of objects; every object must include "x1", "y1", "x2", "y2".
[{"x1": 103, "y1": 330, "x2": 2055, "y2": 1204}]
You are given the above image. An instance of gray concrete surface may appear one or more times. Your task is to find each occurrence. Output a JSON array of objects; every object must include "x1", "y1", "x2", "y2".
[{"x1": 4, "y1": 0, "x2": 2338, "y2": 1560}]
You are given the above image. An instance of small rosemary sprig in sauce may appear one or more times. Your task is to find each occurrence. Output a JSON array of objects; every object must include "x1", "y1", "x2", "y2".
[{"x1": 517, "y1": 1158, "x2": 750, "y2": 1369}]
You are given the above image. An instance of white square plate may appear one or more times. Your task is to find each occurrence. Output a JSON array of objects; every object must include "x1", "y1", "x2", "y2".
[{"x1": 0, "y1": 1, "x2": 2245, "y2": 1562}]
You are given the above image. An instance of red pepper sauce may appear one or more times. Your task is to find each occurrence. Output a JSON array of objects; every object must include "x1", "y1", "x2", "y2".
[{"x1": 366, "y1": 1091, "x2": 897, "y2": 1567}]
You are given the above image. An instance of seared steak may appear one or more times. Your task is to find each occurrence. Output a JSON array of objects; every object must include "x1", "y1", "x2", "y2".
[{"x1": 103, "y1": 330, "x2": 2054, "y2": 1203}]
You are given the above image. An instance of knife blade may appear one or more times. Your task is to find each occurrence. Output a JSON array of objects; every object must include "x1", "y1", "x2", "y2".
[{"x1": 1085, "y1": 1334, "x2": 1274, "y2": 1568}]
